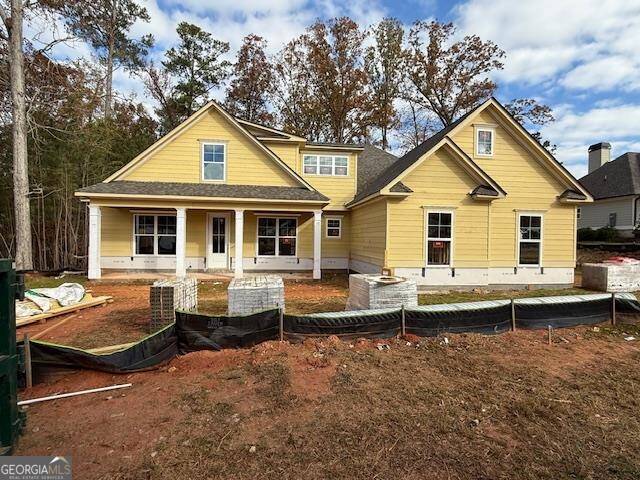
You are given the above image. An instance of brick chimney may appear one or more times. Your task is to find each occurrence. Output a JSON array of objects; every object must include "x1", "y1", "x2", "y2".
[{"x1": 588, "y1": 142, "x2": 611, "y2": 173}]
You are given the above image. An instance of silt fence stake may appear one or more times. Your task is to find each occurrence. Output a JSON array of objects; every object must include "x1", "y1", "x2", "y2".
[
  {"x1": 510, "y1": 298, "x2": 516, "y2": 332},
  {"x1": 401, "y1": 304, "x2": 406, "y2": 337},
  {"x1": 279, "y1": 307, "x2": 284, "y2": 342},
  {"x1": 611, "y1": 292, "x2": 616, "y2": 326}
]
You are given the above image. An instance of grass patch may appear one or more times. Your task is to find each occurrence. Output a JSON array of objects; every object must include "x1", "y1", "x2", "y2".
[
  {"x1": 25, "y1": 274, "x2": 88, "y2": 289},
  {"x1": 419, "y1": 287, "x2": 594, "y2": 305}
]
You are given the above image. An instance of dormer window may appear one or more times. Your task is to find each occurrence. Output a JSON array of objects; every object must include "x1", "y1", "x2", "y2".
[
  {"x1": 475, "y1": 127, "x2": 494, "y2": 157},
  {"x1": 202, "y1": 142, "x2": 226, "y2": 181}
]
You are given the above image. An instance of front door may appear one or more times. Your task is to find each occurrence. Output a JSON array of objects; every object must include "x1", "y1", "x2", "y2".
[{"x1": 207, "y1": 213, "x2": 228, "y2": 269}]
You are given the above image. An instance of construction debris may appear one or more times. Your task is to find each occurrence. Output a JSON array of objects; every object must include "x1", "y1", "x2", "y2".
[
  {"x1": 16, "y1": 283, "x2": 86, "y2": 318},
  {"x1": 228, "y1": 276, "x2": 284, "y2": 316},
  {"x1": 17, "y1": 383, "x2": 132, "y2": 406},
  {"x1": 150, "y1": 277, "x2": 198, "y2": 328},
  {"x1": 346, "y1": 274, "x2": 417, "y2": 310},
  {"x1": 16, "y1": 293, "x2": 112, "y2": 328}
]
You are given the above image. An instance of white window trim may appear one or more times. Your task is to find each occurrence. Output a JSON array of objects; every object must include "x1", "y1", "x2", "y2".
[
  {"x1": 325, "y1": 216, "x2": 342, "y2": 239},
  {"x1": 256, "y1": 216, "x2": 298, "y2": 257},
  {"x1": 132, "y1": 214, "x2": 177, "y2": 257},
  {"x1": 302, "y1": 154, "x2": 349, "y2": 177},
  {"x1": 201, "y1": 141, "x2": 227, "y2": 182},
  {"x1": 474, "y1": 125, "x2": 495, "y2": 157},
  {"x1": 517, "y1": 212, "x2": 543, "y2": 268},
  {"x1": 425, "y1": 209, "x2": 455, "y2": 268}
]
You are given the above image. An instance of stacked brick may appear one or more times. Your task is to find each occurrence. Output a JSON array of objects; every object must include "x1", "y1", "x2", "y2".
[
  {"x1": 346, "y1": 274, "x2": 418, "y2": 310},
  {"x1": 228, "y1": 276, "x2": 285, "y2": 316},
  {"x1": 582, "y1": 262, "x2": 640, "y2": 292},
  {"x1": 150, "y1": 277, "x2": 198, "y2": 328}
]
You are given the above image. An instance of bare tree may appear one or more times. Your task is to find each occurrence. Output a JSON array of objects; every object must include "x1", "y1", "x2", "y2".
[
  {"x1": 1, "y1": 0, "x2": 32, "y2": 269},
  {"x1": 405, "y1": 21, "x2": 505, "y2": 127}
]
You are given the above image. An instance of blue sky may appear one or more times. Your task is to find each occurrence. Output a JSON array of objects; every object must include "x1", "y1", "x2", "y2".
[{"x1": 40, "y1": 0, "x2": 640, "y2": 178}]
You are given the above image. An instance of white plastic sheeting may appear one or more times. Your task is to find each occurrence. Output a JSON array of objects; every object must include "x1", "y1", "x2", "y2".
[{"x1": 16, "y1": 283, "x2": 86, "y2": 318}]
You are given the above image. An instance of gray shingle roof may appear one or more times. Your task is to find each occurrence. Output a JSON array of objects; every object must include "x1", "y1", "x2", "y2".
[
  {"x1": 356, "y1": 145, "x2": 401, "y2": 194},
  {"x1": 77, "y1": 181, "x2": 330, "y2": 202},
  {"x1": 579, "y1": 152, "x2": 640, "y2": 200},
  {"x1": 346, "y1": 106, "x2": 495, "y2": 206}
]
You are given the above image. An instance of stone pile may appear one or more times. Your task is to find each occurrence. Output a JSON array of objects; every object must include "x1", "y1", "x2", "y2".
[
  {"x1": 346, "y1": 274, "x2": 418, "y2": 310},
  {"x1": 228, "y1": 275, "x2": 285, "y2": 316}
]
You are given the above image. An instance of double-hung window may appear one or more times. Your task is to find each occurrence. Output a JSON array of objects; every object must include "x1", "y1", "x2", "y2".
[
  {"x1": 303, "y1": 155, "x2": 348, "y2": 176},
  {"x1": 518, "y1": 214, "x2": 542, "y2": 265},
  {"x1": 202, "y1": 142, "x2": 226, "y2": 181},
  {"x1": 476, "y1": 127, "x2": 494, "y2": 156},
  {"x1": 134, "y1": 214, "x2": 176, "y2": 255},
  {"x1": 257, "y1": 218, "x2": 297, "y2": 256},
  {"x1": 326, "y1": 218, "x2": 342, "y2": 238},
  {"x1": 426, "y1": 211, "x2": 453, "y2": 266}
]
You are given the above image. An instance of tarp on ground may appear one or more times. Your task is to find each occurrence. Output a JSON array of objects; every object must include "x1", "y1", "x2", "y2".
[
  {"x1": 405, "y1": 300, "x2": 512, "y2": 337},
  {"x1": 514, "y1": 294, "x2": 614, "y2": 329},
  {"x1": 175, "y1": 309, "x2": 279, "y2": 352},
  {"x1": 284, "y1": 308, "x2": 401, "y2": 340},
  {"x1": 26, "y1": 322, "x2": 177, "y2": 378}
]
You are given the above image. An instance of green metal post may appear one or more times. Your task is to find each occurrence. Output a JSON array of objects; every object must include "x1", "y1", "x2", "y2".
[{"x1": 0, "y1": 259, "x2": 24, "y2": 454}]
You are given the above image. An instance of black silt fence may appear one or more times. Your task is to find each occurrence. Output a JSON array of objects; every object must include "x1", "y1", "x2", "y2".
[
  {"x1": 283, "y1": 309, "x2": 401, "y2": 341},
  {"x1": 514, "y1": 297, "x2": 611, "y2": 330},
  {"x1": 26, "y1": 322, "x2": 178, "y2": 381},
  {"x1": 405, "y1": 302, "x2": 512, "y2": 337},
  {"x1": 175, "y1": 309, "x2": 279, "y2": 352}
]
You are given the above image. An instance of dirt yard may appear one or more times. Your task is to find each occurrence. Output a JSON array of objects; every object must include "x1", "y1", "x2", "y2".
[
  {"x1": 20, "y1": 271, "x2": 601, "y2": 350},
  {"x1": 14, "y1": 324, "x2": 640, "y2": 479}
]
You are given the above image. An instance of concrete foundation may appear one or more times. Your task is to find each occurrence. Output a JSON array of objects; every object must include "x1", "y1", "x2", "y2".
[
  {"x1": 228, "y1": 275, "x2": 285, "y2": 316},
  {"x1": 582, "y1": 263, "x2": 640, "y2": 292},
  {"x1": 150, "y1": 277, "x2": 198, "y2": 328},
  {"x1": 346, "y1": 274, "x2": 418, "y2": 310}
]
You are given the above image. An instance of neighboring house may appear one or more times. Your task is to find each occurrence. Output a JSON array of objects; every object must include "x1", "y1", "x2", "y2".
[
  {"x1": 75, "y1": 97, "x2": 592, "y2": 288},
  {"x1": 578, "y1": 143, "x2": 640, "y2": 236}
]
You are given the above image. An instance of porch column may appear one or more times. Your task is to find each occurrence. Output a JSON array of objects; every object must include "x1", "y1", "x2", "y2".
[
  {"x1": 313, "y1": 210, "x2": 322, "y2": 279},
  {"x1": 235, "y1": 209, "x2": 244, "y2": 278},
  {"x1": 87, "y1": 204, "x2": 101, "y2": 279},
  {"x1": 175, "y1": 207, "x2": 186, "y2": 278}
]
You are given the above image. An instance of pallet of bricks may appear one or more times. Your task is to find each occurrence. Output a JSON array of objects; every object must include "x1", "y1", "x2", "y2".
[{"x1": 150, "y1": 277, "x2": 198, "y2": 329}]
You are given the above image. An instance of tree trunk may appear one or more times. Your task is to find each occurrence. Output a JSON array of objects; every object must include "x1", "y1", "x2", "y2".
[
  {"x1": 10, "y1": 0, "x2": 33, "y2": 270},
  {"x1": 104, "y1": 0, "x2": 117, "y2": 119}
]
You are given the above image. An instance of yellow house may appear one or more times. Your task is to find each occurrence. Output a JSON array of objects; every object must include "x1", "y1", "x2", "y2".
[{"x1": 75, "y1": 97, "x2": 592, "y2": 288}]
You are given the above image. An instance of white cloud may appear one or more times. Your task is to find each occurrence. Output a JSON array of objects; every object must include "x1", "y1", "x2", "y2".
[
  {"x1": 454, "y1": 0, "x2": 640, "y2": 91},
  {"x1": 542, "y1": 103, "x2": 640, "y2": 177}
]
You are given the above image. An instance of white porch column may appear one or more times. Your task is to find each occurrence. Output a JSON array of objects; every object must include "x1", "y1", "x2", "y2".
[
  {"x1": 175, "y1": 207, "x2": 186, "y2": 278},
  {"x1": 234, "y1": 209, "x2": 244, "y2": 278},
  {"x1": 313, "y1": 210, "x2": 322, "y2": 279},
  {"x1": 87, "y1": 204, "x2": 101, "y2": 279}
]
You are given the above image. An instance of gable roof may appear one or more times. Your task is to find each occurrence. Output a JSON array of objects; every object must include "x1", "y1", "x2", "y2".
[
  {"x1": 76, "y1": 181, "x2": 329, "y2": 202},
  {"x1": 348, "y1": 110, "x2": 478, "y2": 206},
  {"x1": 347, "y1": 97, "x2": 592, "y2": 207},
  {"x1": 579, "y1": 152, "x2": 640, "y2": 200},
  {"x1": 104, "y1": 101, "x2": 317, "y2": 192}
]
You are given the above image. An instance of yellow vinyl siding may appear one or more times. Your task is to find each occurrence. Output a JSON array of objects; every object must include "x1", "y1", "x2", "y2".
[
  {"x1": 186, "y1": 210, "x2": 206, "y2": 257},
  {"x1": 350, "y1": 198, "x2": 387, "y2": 267},
  {"x1": 300, "y1": 151, "x2": 357, "y2": 209},
  {"x1": 386, "y1": 147, "x2": 489, "y2": 268},
  {"x1": 452, "y1": 107, "x2": 575, "y2": 267},
  {"x1": 123, "y1": 109, "x2": 299, "y2": 187},
  {"x1": 100, "y1": 207, "x2": 132, "y2": 256},
  {"x1": 322, "y1": 214, "x2": 350, "y2": 258},
  {"x1": 264, "y1": 142, "x2": 300, "y2": 171}
]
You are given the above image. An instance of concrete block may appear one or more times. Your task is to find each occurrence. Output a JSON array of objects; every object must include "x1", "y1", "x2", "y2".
[
  {"x1": 346, "y1": 274, "x2": 418, "y2": 310},
  {"x1": 582, "y1": 262, "x2": 640, "y2": 292},
  {"x1": 228, "y1": 275, "x2": 285, "y2": 316},
  {"x1": 150, "y1": 277, "x2": 198, "y2": 328}
]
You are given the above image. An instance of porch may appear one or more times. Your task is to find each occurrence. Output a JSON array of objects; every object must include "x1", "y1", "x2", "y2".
[{"x1": 86, "y1": 202, "x2": 349, "y2": 281}]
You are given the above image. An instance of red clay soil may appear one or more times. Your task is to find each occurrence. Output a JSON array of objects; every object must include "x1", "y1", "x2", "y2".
[
  {"x1": 14, "y1": 326, "x2": 640, "y2": 479},
  {"x1": 18, "y1": 284, "x2": 153, "y2": 349}
]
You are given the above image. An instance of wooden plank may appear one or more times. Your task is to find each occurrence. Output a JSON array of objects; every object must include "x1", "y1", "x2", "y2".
[
  {"x1": 31, "y1": 314, "x2": 78, "y2": 340},
  {"x1": 24, "y1": 333, "x2": 32, "y2": 388},
  {"x1": 16, "y1": 296, "x2": 112, "y2": 328},
  {"x1": 87, "y1": 342, "x2": 137, "y2": 354}
]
